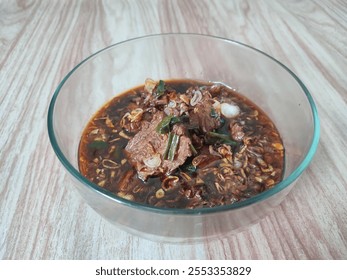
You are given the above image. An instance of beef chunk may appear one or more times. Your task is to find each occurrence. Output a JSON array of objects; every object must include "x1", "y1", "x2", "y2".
[
  {"x1": 125, "y1": 112, "x2": 192, "y2": 180},
  {"x1": 189, "y1": 95, "x2": 221, "y2": 133}
]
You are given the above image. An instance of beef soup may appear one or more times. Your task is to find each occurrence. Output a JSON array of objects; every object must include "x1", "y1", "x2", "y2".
[{"x1": 78, "y1": 79, "x2": 284, "y2": 209}]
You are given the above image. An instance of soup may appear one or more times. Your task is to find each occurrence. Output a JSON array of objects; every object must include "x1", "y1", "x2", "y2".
[{"x1": 78, "y1": 79, "x2": 284, "y2": 209}]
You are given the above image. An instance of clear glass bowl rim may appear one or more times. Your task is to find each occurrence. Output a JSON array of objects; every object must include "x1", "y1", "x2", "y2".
[{"x1": 47, "y1": 33, "x2": 320, "y2": 215}]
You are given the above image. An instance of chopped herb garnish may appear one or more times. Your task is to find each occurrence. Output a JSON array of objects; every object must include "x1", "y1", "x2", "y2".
[
  {"x1": 88, "y1": 140, "x2": 108, "y2": 150},
  {"x1": 156, "y1": 115, "x2": 183, "y2": 134},
  {"x1": 156, "y1": 80, "x2": 166, "y2": 98},
  {"x1": 189, "y1": 143, "x2": 198, "y2": 155},
  {"x1": 182, "y1": 163, "x2": 196, "y2": 174},
  {"x1": 163, "y1": 132, "x2": 173, "y2": 160},
  {"x1": 179, "y1": 157, "x2": 196, "y2": 174},
  {"x1": 170, "y1": 116, "x2": 181, "y2": 125},
  {"x1": 206, "y1": 132, "x2": 238, "y2": 147},
  {"x1": 168, "y1": 133, "x2": 180, "y2": 161},
  {"x1": 156, "y1": 115, "x2": 173, "y2": 134}
]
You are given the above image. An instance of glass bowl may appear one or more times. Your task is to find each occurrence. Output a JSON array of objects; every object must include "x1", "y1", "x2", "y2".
[{"x1": 48, "y1": 34, "x2": 320, "y2": 243}]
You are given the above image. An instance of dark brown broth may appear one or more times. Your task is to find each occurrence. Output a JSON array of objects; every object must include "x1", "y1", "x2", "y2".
[{"x1": 78, "y1": 79, "x2": 284, "y2": 209}]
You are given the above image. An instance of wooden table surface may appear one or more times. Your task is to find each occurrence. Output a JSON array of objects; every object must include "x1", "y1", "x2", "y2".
[{"x1": 1, "y1": 0, "x2": 346, "y2": 260}]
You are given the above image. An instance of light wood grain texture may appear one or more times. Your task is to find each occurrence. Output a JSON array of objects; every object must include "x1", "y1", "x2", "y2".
[{"x1": 0, "y1": 0, "x2": 346, "y2": 260}]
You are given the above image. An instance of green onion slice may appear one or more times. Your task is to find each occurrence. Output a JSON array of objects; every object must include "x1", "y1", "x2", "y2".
[
  {"x1": 88, "y1": 140, "x2": 108, "y2": 150},
  {"x1": 163, "y1": 132, "x2": 173, "y2": 160},
  {"x1": 168, "y1": 134, "x2": 180, "y2": 161},
  {"x1": 207, "y1": 132, "x2": 238, "y2": 146},
  {"x1": 156, "y1": 80, "x2": 165, "y2": 97}
]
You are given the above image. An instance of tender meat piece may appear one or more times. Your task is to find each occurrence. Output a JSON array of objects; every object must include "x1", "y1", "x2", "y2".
[
  {"x1": 189, "y1": 95, "x2": 221, "y2": 133},
  {"x1": 125, "y1": 112, "x2": 166, "y2": 180},
  {"x1": 125, "y1": 112, "x2": 192, "y2": 180},
  {"x1": 230, "y1": 123, "x2": 245, "y2": 141}
]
